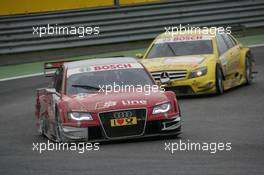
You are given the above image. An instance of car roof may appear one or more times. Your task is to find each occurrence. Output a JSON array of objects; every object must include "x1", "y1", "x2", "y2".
[{"x1": 64, "y1": 57, "x2": 139, "y2": 69}]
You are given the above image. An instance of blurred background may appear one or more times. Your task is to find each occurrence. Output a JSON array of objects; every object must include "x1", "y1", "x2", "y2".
[{"x1": 0, "y1": 0, "x2": 263, "y2": 77}]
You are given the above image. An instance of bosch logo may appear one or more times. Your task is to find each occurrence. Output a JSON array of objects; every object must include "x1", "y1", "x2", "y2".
[
  {"x1": 113, "y1": 111, "x2": 133, "y2": 118},
  {"x1": 94, "y1": 64, "x2": 132, "y2": 71}
]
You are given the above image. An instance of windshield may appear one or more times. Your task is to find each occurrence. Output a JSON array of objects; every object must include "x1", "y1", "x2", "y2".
[
  {"x1": 66, "y1": 68, "x2": 154, "y2": 95},
  {"x1": 146, "y1": 40, "x2": 213, "y2": 58}
]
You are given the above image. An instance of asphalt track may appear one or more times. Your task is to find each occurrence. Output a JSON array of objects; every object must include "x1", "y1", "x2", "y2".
[{"x1": 0, "y1": 47, "x2": 264, "y2": 175}]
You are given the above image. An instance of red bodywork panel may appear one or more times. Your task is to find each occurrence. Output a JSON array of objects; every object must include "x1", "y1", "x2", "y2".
[{"x1": 36, "y1": 89, "x2": 180, "y2": 127}]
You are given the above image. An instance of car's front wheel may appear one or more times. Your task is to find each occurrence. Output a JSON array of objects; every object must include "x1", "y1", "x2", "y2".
[
  {"x1": 245, "y1": 56, "x2": 253, "y2": 85},
  {"x1": 215, "y1": 65, "x2": 224, "y2": 95},
  {"x1": 54, "y1": 110, "x2": 66, "y2": 142}
]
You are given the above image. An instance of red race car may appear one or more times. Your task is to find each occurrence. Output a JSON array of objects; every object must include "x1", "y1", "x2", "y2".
[{"x1": 35, "y1": 57, "x2": 181, "y2": 142}]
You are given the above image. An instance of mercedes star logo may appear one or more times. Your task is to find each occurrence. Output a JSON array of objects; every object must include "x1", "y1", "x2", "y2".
[
  {"x1": 160, "y1": 72, "x2": 170, "y2": 79},
  {"x1": 160, "y1": 71, "x2": 170, "y2": 84}
]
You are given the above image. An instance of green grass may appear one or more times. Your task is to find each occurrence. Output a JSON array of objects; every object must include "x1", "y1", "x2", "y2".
[
  {"x1": 0, "y1": 34, "x2": 264, "y2": 79},
  {"x1": 239, "y1": 34, "x2": 264, "y2": 46}
]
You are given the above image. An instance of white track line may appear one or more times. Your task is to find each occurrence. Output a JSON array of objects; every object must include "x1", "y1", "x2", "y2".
[
  {"x1": 0, "y1": 44, "x2": 264, "y2": 82},
  {"x1": 0, "y1": 72, "x2": 44, "y2": 82},
  {"x1": 249, "y1": 43, "x2": 264, "y2": 48}
]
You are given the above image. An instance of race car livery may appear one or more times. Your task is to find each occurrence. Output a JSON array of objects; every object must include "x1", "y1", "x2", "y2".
[
  {"x1": 35, "y1": 57, "x2": 181, "y2": 142},
  {"x1": 140, "y1": 30, "x2": 254, "y2": 95}
]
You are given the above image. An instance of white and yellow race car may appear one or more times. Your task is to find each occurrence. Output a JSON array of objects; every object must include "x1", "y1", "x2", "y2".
[{"x1": 139, "y1": 30, "x2": 254, "y2": 95}]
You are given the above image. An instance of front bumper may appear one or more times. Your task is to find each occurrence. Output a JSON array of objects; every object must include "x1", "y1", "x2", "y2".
[
  {"x1": 60, "y1": 116, "x2": 181, "y2": 142},
  {"x1": 160, "y1": 75, "x2": 216, "y2": 95}
]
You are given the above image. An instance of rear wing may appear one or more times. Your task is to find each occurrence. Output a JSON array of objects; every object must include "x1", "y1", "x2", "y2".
[
  {"x1": 44, "y1": 61, "x2": 68, "y2": 77},
  {"x1": 43, "y1": 59, "x2": 86, "y2": 77},
  {"x1": 43, "y1": 56, "x2": 126, "y2": 77}
]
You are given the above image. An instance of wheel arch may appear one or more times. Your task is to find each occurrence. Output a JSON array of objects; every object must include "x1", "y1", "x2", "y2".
[
  {"x1": 54, "y1": 102, "x2": 67, "y2": 124},
  {"x1": 240, "y1": 47, "x2": 253, "y2": 66},
  {"x1": 215, "y1": 63, "x2": 225, "y2": 80}
]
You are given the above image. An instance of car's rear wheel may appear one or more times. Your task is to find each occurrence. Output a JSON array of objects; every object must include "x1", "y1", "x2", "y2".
[
  {"x1": 55, "y1": 110, "x2": 65, "y2": 142},
  {"x1": 245, "y1": 56, "x2": 253, "y2": 85},
  {"x1": 215, "y1": 65, "x2": 224, "y2": 95}
]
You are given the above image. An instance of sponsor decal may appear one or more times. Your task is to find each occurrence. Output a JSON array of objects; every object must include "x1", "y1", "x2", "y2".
[
  {"x1": 110, "y1": 117, "x2": 137, "y2": 127},
  {"x1": 79, "y1": 67, "x2": 92, "y2": 73},
  {"x1": 75, "y1": 93, "x2": 96, "y2": 98},
  {"x1": 121, "y1": 100, "x2": 147, "y2": 106},
  {"x1": 92, "y1": 63, "x2": 142, "y2": 71},
  {"x1": 148, "y1": 64, "x2": 198, "y2": 71},
  {"x1": 94, "y1": 64, "x2": 131, "y2": 71},
  {"x1": 156, "y1": 35, "x2": 212, "y2": 43},
  {"x1": 95, "y1": 101, "x2": 117, "y2": 109},
  {"x1": 110, "y1": 111, "x2": 138, "y2": 127},
  {"x1": 67, "y1": 63, "x2": 143, "y2": 77},
  {"x1": 164, "y1": 56, "x2": 205, "y2": 64}
]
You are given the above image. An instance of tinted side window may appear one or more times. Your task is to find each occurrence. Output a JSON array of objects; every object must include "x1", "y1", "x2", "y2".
[
  {"x1": 222, "y1": 34, "x2": 235, "y2": 49},
  {"x1": 216, "y1": 34, "x2": 228, "y2": 56}
]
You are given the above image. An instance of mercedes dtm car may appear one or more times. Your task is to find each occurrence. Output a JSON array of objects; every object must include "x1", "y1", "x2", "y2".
[
  {"x1": 35, "y1": 57, "x2": 181, "y2": 142},
  {"x1": 139, "y1": 30, "x2": 254, "y2": 95}
]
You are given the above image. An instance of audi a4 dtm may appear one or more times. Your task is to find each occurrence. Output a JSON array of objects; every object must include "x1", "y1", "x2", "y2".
[{"x1": 35, "y1": 57, "x2": 181, "y2": 142}]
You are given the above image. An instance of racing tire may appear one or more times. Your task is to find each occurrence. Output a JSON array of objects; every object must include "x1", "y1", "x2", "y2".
[
  {"x1": 38, "y1": 117, "x2": 45, "y2": 136},
  {"x1": 215, "y1": 65, "x2": 224, "y2": 95},
  {"x1": 55, "y1": 110, "x2": 66, "y2": 142},
  {"x1": 245, "y1": 56, "x2": 253, "y2": 85}
]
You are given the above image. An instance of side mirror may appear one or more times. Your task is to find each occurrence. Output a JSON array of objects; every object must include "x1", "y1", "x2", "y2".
[
  {"x1": 46, "y1": 88, "x2": 61, "y2": 97},
  {"x1": 136, "y1": 53, "x2": 143, "y2": 59},
  {"x1": 239, "y1": 43, "x2": 244, "y2": 49},
  {"x1": 46, "y1": 88, "x2": 56, "y2": 94}
]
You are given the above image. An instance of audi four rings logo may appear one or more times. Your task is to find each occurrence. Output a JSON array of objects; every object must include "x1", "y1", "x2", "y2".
[
  {"x1": 113, "y1": 111, "x2": 133, "y2": 118},
  {"x1": 160, "y1": 72, "x2": 170, "y2": 79}
]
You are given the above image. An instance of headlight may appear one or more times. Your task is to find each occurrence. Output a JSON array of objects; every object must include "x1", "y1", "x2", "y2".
[
  {"x1": 152, "y1": 103, "x2": 171, "y2": 114},
  {"x1": 68, "y1": 112, "x2": 93, "y2": 121},
  {"x1": 189, "y1": 67, "x2": 208, "y2": 79}
]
